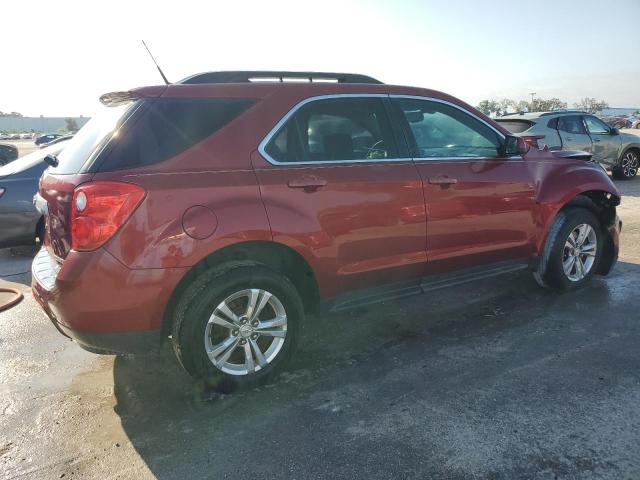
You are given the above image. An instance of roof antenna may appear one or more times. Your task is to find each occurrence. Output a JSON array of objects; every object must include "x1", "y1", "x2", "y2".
[{"x1": 141, "y1": 40, "x2": 170, "y2": 85}]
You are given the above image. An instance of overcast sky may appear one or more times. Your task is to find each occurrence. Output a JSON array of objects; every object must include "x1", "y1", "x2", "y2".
[{"x1": 1, "y1": 0, "x2": 638, "y2": 117}]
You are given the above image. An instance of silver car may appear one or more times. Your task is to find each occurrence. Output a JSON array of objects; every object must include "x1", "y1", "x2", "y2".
[{"x1": 495, "y1": 110, "x2": 640, "y2": 180}]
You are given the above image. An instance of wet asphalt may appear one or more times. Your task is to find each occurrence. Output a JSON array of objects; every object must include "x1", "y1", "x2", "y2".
[{"x1": 1, "y1": 180, "x2": 639, "y2": 480}]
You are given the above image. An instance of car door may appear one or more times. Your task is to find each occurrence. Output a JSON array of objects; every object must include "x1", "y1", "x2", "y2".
[
  {"x1": 391, "y1": 96, "x2": 537, "y2": 274},
  {"x1": 583, "y1": 115, "x2": 622, "y2": 167},
  {"x1": 556, "y1": 115, "x2": 592, "y2": 152},
  {"x1": 253, "y1": 95, "x2": 427, "y2": 296}
]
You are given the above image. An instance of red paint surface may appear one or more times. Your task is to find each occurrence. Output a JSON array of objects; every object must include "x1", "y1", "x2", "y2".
[{"x1": 34, "y1": 81, "x2": 620, "y2": 338}]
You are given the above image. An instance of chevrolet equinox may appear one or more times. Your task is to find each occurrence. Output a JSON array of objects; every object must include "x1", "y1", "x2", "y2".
[{"x1": 32, "y1": 71, "x2": 622, "y2": 387}]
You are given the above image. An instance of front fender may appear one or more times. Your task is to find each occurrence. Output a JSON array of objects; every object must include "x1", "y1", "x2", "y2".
[{"x1": 534, "y1": 159, "x2": 619, "y2": 253}]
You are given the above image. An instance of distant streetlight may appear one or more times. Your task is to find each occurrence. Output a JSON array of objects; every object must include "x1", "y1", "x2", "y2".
[{"x1": 529, "y1": 92, "x2": 536, "y2": 103}]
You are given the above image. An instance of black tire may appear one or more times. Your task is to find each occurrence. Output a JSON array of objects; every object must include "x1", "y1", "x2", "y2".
[
  {"x1": 171, "y1": 262, "x2": 303, "y2": 390},
  {"x1": 533, "y1": 208, "x2": 603, "y2": 291},
  {"x1": 612, "y1": 149, "x2": 639, "y2": 180}
]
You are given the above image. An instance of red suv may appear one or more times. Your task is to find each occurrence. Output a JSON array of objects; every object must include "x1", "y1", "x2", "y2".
[{"x1": 32, "y1": 71, "x2": 621, "y2": 386}]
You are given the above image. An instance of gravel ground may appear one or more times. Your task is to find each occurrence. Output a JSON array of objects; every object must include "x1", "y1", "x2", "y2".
[{"x1": 1, "y1": 179, "x2": 639, "y2": 480}]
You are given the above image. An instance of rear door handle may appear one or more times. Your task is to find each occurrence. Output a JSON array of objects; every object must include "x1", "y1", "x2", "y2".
[
  {"x1": 428, "y1": 176, "x2": 458, "y2": 187},
  {"x1": 593, "y1": 139, "x2": 601, "y2": 142},
  {"x1": 287, "y1": 175, "x2": 327, "y2": 192}
]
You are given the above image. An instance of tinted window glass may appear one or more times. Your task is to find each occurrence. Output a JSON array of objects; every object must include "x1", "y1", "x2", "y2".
[
  {"x1": 50, "y1": 103, "x2": 135, "y2": 174},
  {"x1": 584, "y1": 116, "x2": 610, "y2": 135},
  {"x1": 265, "y1": 97, "x2": 398, "y2": 162},
  {"x1": 557, "y1": 115, "x2": 586, "y2": 134},
  {"x1": 97, "y1": 98, "x2": 255, "y2": 171},
  {"x1": 396, "y1": 98, "x2": 501, "y2": 158}
]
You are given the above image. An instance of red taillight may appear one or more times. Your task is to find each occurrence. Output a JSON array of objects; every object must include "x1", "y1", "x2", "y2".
[
  {"x1": 522, "y1": 135, "x2": 545, "y2": 149},
  {"x1": 71, "y1": 181, "x2": 145, "y2": 251}
]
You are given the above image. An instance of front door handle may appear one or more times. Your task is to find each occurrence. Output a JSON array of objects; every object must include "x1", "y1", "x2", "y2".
[
  {"x1": 566, "y1": 137, "x2": 573, "y2": 141},
  {"x1": 428, "y1": 176, "x2": 458, "y2": 187},
  {"x1": 287, "y1": 175, "x2": 328, "y2": 192}
]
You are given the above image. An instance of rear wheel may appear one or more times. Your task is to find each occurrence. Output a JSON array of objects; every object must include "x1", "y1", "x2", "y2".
[
  {"x1": 171, "y1": 263, "x2": 303, "y2": 389},
  {"x1": 534, "y1": 208, "x2": 603, "y2": 291},
  {"x1": 612, "y1": 149, "x2": 639, "y2": 180}
]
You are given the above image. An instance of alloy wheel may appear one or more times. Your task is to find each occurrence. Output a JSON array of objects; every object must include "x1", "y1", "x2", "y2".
[
  {"x1": 204, "y1": 289, "x2": 287, "y2": 376},
  {"x1": 621, "y1": 151, "x2": 639, "y2": 178},
  {"x1": 562, "y1": 224, "x2": 597, "y2": 282}
]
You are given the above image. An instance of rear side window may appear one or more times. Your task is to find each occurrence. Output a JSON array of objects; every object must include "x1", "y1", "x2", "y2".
[
  {"x1": 97, "y1": 98, "x2": 255, "y2": 171},
  {"x1": 557, "y1": 115, "x2": 587, "y2": 135},
  {"x1": 494, "y1": 120, "x2": 534, "y2": 133},
  {"x1": 265, "y1": 97, "x2": 399, "y2": 162}
]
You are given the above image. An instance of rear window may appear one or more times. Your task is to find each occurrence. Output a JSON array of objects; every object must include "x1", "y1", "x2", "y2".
[
  {"x1": 95, "y1": 98, "x2": 255, "y2": 171},
  {"x1": 494, "y1": 119, "x2": 534, "y2": 133},
  {"x1": 50, "y1": 103, "x2": 135, "y2": 174}
]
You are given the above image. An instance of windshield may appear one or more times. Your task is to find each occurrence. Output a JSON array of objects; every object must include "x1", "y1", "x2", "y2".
[
  {"x1": 0, "y1": 144, "x2": 64, "y2": 177},
  {"x1": 48, "y1": 102, "x2": 135, "y2": 174}
]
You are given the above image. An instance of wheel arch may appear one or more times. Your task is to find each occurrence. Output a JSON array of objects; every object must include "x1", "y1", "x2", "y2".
[{"x1": 161, "y1": 240, "x2": 320, "y2": 336}]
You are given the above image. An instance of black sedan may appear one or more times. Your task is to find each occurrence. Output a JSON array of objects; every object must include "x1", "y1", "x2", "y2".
[
  {"x1": 34, "y1": 133, "x2": 62, "y2": 146},
  {"x1": 0, "y1": 144, "x2": 64, "y2": 248},
  {"x1": 0, "y1": 143, "x2": 18, "y2": 166}
]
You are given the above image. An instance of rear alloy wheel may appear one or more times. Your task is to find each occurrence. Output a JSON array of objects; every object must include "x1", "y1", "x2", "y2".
[
  {"x1": 205, "y1": 289, "x2": 288, "y2": 376},
  {"x1": 172, "y1": 264, "x2": 303, "y2": 389},
  {"x1": 613, "y1": 150, "x2": 639, "y2": 180}
]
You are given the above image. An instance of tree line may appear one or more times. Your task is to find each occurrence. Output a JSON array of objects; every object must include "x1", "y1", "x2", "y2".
[
  {"x1": 0, "y1": 111, "x2": 23, "y2": 117},
  {"x1": 476, "y1": 97, "x2": 609, "y2": 117}
]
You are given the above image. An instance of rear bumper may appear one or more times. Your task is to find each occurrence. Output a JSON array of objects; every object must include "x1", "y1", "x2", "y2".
[{"x1": 31, "y1": 247, "x2": 188, "y2": 355}]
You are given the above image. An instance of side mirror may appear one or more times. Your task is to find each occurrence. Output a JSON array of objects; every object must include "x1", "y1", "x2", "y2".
[
  {"x1": 610, "y1": 127, "x2": 619, "y2": 135},
  {"x1": 501, "y1": 135, "x2": 529, "y2": 157}
]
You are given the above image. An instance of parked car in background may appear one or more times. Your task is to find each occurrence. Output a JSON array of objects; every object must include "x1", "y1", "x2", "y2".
[
  {"x1": 34, "y1": 133, "x2": 62, "y2": 146},
  {"x1": 495, "y1": 110, "x2": 640, "y2": 179},
  {"x1": 601, "y1": 115, "x2": 629, "y2": 129},
  {"x1": 20, "y1": 133, "x2": 33, "y2": 139},
  {"x1": 0, "y1": 144, "x2": 64, "y2": 248},
  {"x1": 0, "y1": 143, "x2": 19, "y2": 166},
  {"x1": 31, "y1": 71, "x2": 621, "y2": 389},
  {"x1": 39, "y1": 134, "x2": 73, "y2": 149}
]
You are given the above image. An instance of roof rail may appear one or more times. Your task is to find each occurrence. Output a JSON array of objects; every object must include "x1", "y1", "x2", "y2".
[
  {"x1": 539, "y1": 109, "x2": 588, "y2": 116},
  {"x1": 179, "y1": 71, "x2": 383, "y2": 85}
]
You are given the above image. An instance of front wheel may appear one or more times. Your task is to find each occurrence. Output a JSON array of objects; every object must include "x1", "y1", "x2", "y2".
[
  {"x1": 171, "y1": 263, "x2": 303, "y2": 389},
  {"x1": 612, "y1": 149, "x2": 639, "y2": 180},
  {"x1": 534, "y1": 208, "x2": 603, "y2": 291}
]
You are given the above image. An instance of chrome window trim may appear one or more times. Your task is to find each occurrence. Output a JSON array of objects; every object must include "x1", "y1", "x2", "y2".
[
  {"x1": 411, "y1": 156, "x2": 523, "y2": 162},
  {"x1": 257, "y1": 93, "x2": 510, "y2": 166},
  {"x1": 257, "y1": 94, "x2": 412, "y2": 166}
]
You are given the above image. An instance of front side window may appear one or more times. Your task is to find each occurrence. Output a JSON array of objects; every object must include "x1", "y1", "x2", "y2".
[
  {"x1": 265, "y1": 97, "x2": 398, "y2": 162},
  {"x1": 583, "y1": 116, "x2": 610, "y2": 135},
  {"x1": 557, "y1": 115, "x2": 587, "y2": 135},
  {"x1": 395, "y1": 98, "x2": 501, "y2": 158}
]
